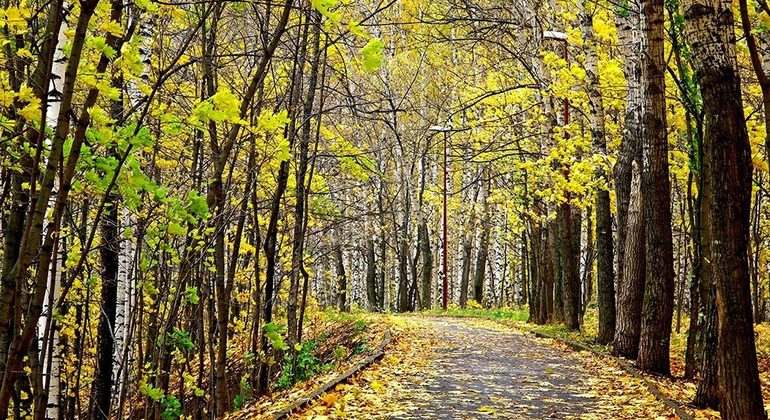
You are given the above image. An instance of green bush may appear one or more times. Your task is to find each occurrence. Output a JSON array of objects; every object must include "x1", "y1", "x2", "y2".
[{"x1": 277, "y1": 340, "x2": 324, "y2": 389}]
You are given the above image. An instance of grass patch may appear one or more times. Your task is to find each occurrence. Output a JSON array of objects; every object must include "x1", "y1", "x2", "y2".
[{"x1": 419, "y1": 303, "x2": 529, "y2": 322}]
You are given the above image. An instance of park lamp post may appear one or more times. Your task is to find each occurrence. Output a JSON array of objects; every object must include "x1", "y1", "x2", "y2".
[{"x1": 429, "y1": 124, "x2": 453, "y2": 310}]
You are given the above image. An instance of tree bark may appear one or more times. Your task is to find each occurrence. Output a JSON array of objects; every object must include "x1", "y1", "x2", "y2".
[
  {"x1": 685, "y1": 0, "x2": 766, "y2": 415},
  {"x1": 335, "y1": 239, "x2": 348, "y2": 312},
  {"x1": 366, "y1": 238, "x2": 378, "y2": 310},
  {"x1": 581, "y1": 0, "x2": 615, "y2": 342},
  {"x1": 419, "y1": 222, "x2": 433, "y2": 309},
  {"x1": 637, "y1": 0, "x2": 675, "y2": 376},
  {"x1": 613, "y1": 160, "x2": 646, "y2": 358},
  {"x1": 561, "y1": 204, "x2": 580, "y2": 331},
  {"x1": 460, "y1": 237, "x2": 473, "y2": 308},
  {"x1": 613, "y1": 0, "x2": 644, "y2": 328}
]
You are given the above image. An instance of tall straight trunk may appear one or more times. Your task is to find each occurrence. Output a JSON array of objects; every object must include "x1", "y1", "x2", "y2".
[
  {"x1": 581, "y1": 0, "x2": 615, "y2": 342},
  {"x1": 365, "y1": 238, "x2": 378, "y2": 310},
  {"x1": 613, "y1": 0, "x2": 644, "y2": 356},
  {"x1": 397, "y1": 240, "x2": 409, "y2": 312},
  {"x1": 473, "y1": 231, "x2": 489, "y2": 306},
  {"x1": 334, "y1": 239, "x2": 348, "y2": 312},
  {"x1": 676, "y1": 198, "x2": 688, "y2": 334},
  {"x1": 561, "y1": 203, "x2": 580, "y2": 331},
  {"x1": 419, "y1": 222, "x2": 432, "y2": 309},
  {"x1": 684, "y1": 168, "x2": 703, "y2": 380},
  {"x1": 695, "y1": 194, "x2": 718, "y2": 410},
  {"x1": 89, "y1": 57, "x2": 126, "y2": 419},
  {"x1": 90, "y1": 196, "x2": 119, "y2": 420},
  {"x1": 666, "y1": 1, "x2": 704, "y2": 379},
  {"x1": 258, "y1": 160, "x2": 289, "y2": 395},
  {"x1": 614, "y1": 161, "x2": 646, "y2": 358},
  {"x1": 459, "y1": 237, "x2": 473, "y2": 308},
  {"x1": 521, "y1": 231, "x2": 529, "y2": 306},
  {"x1": 377, "y1": 236, "x2": 386, "y2": 310},
  {"x1": 473, "y1": 178, "x2": 490, "y2": 306},
  {"x1": 528, "y1": 225, "x2": 543, "y2": 323},
  {"x1": 694, "y1": 277, "x2": 719, "y2": 408},
  {"x1": 377, "y1": 181, "x2": 387, "y2": 310},
  {"x1": 288, "y1": 8, "x2": 321, "y2": 353},
  {"x1": 685, "y1": 0, "x2": 766, "y2": 415},
  {"x1": 581, "y1": 209, "x2": 594, "y2": 323},
  {"x1": 543, "y1": 222, "x2": 555, "y2": 322},
  {"x1": 256, "y1": 0, "x2": 300, "y2": 395},
  {"x1": 551, "y1": 216, "x2": 564, "y2": 323},
  {"x1": 201, "y1": 4, "x2": 232, "y2": 413},
  {"x1": 637, "y1": 0, "x2": 675, "y2": 375}
]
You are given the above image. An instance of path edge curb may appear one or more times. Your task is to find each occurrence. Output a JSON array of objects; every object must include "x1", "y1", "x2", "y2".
[
  {"x1": 270, "y1": 329, "x2": 393, "y2": 419},
  {"x1": 529, "y1": 330, "x2": 694, "y2": 420}
]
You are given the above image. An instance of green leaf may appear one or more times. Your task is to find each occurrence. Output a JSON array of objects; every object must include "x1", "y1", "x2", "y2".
[
  {"x1": 264, "y1": 322, "x2": 288, "y2": 351},
  {"x1": 91, "y1": 36, "x2": 116, "y2": 58},
  {"x1": 311, "y1": 0, "x2": 341, "y2": 24},
  {"x1": 360, "y1": 38, "x2": 385, "y2": 72},
  {"x1": 140, "y1": 383, "x2": 165, "y2": 401}
]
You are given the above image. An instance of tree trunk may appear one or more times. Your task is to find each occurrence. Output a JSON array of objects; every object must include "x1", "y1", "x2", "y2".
[
  {"x1": 420, "y1": 222, "x2": 432, "y2": 309},
  {"x1": 561, "y1": 204, "x2": 580, "y2": 331},
  {"x1": 335, "y1": 240, "x2": 348, "y2": 312},
  {"x1": 551, "y1": 216, "x2": 564, "y2": 323},
  {"x1": 89, "y1": 84, "x2": 124, "y2": 419},
  {"x1": 685, "y1": 0, "x2": 766, "y2": 415},
  {"x1": 366, "y1": 238, "x2": 378, "y2": 310},
  {"x1": 614, "y1": 160, "x2": 646, "y2": 358},
  {"x1": 613, "y1": 0, "x2": 644, "y2": 330},
  {"x1": 460, "y1": 237, "x2": 473, "y2": 308},
  {"x1": 474, "y1": 226, "x2": 490, "y2": 306},
  {"x1": 288, "y1": 7, "x2": 321, "y2": 351},
  {"x1": 581, "y1": 0, "x2": 615, "y2": 342},
  {"x1": 637, "y1": 0, "x2": 675, "y2": 376}
]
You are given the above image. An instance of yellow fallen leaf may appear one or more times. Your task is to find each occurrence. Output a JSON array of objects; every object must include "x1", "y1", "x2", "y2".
[
  {"x1": 478, "y1": 406, "x2": 496, "y2": 414},
  {"x1": 321, "y1": 392, "x2": 339, "y2": 407}
]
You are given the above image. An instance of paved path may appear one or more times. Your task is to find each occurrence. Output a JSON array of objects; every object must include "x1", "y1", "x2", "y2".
[{"x1": 394, "y1": 318, "x2": 596, "y2": 419}]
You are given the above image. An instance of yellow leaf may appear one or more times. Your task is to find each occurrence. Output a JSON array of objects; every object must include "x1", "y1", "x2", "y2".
[
  {"x1": 321, "y1": 392, "x2": 339, "y2": 407},
  {"x1": 478, "y1": 406, "x2": 496, "y2": 415}
]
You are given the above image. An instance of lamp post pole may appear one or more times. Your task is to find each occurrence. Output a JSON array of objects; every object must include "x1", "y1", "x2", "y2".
[
  {"x1": 442, "y1": 130, "x2": 448, "y2": 310},
  {"x1": 429, "y1": 124, "x2": 452, "y2": 310}
]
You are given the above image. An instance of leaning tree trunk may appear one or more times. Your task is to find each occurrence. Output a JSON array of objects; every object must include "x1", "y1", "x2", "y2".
[
  {"x1": 685, "y1": 0, "x2": 766, "y2": 415},
  {"x1": 637, "y1": 0, "x2": 675, "y2": 376}
]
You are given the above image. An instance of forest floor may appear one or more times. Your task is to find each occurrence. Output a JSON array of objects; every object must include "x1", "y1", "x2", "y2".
[{"x1": 291, "y1": 315, "x2": 678, "y2": 419}]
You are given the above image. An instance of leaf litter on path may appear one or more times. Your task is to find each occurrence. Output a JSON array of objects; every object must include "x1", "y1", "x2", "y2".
[{"x1": 295, "y1": 315, "x2": 677, "y2": 419}]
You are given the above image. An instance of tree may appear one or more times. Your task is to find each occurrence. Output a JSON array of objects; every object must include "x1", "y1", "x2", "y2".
[
  {"x1": 612, "y1": 0, "x2": 647, "y2": 359},
  {"x1": 580, "y1": 0, "x2": 615, "y2": 344},
  {"x1": 685, "y1": 0, "x2": 767, "y2": 416},
  {"x1": 637, "y1": 0, "x2": 676, "y2": 375}
]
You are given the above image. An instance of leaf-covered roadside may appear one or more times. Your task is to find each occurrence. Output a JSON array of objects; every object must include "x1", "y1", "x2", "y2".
[
  {"x1": 222, "y1": 311, "x2": 390, "y2": 419},
  {"x1": 283, "y1": 316, "x2": 675, "y2": 419}
]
